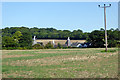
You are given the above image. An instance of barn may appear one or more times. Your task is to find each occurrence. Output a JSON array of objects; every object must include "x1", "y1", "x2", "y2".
[{"x1": 32, "y1": 36, "x2": 90, "y2": 48}]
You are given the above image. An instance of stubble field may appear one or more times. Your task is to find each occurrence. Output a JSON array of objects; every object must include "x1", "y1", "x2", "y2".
[{"x1": 2, "y1": 48, "x2": 118, "y2": 78}]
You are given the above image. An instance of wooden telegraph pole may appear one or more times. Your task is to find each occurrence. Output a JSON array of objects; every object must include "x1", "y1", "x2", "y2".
[{"x1": 98, "y1": 4, "x2": 111, "y2": 52}]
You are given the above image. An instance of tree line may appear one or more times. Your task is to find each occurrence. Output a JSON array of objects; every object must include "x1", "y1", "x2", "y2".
[
  {"x1": 87, "y1": 28, "x2": 119, "y2": 48},
  {"x1": 0, "y1": 27, "x2": 119, "y2": 49},
  {"x1": 2, "y1": 27, "x2": 88, "y2": 39}
]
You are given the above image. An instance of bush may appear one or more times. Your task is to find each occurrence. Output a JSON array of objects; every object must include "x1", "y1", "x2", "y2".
[
  {"x1": 22, "y1": 47, "x2": 27, "y2": 50},
  {"x1": 57, "y1": 43, "x2": 62, "y2": 48},
  {"x1": 101, "y1": 49, "x2": 117, "y2": 52},
  {"x1": 108, "y1": 40, "x2": 117, "y2": 47},
  {"x1": 117, "y1": 44, "x2": 120, "y2": 47},
  {"x1": 32, "y1": 44, "x2": 44, "y2": 49},
  {"x1": 4, "y1": 47, "x2": 17, "y2": 50},
  {"x1": 17, "y1": 47, "x2": 23, "y2": 50},
  {"x1": 45, "y1": 42, "x2": 53, "y2": 49},
  {"x1": 27, "y1": 47, "x2": 33, "y2": 49}
]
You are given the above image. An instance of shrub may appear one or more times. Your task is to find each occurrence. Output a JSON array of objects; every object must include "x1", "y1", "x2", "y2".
[
  {"x1": 22, "y1": 47, "x2": 27, "y2": 50},
  {"x1": 17, "y1": 47, "x2": 23, "y2": 50},
  {"x1": 101, "y1": 49, "x2": 117, "y2": 52},
  {"x1": 45, "y1": 42, "x2": 53, "y2": 49},
  {"x1": 57, "y1": 43, "x2": 62, "y2": 48},
  {"x1": 5, "y1": 47, "x2": 17, "y2": 50},
  {"x1": 32, "y1": 44, "x2": 44, "y2": 49},
  {"x1": 108, "y1": 40, "x2": 117, "y2": 47}
]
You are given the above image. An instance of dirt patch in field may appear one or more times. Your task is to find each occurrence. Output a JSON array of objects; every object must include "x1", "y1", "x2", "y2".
[
  {"x1": 62, "y1": 55, "x2": 98, "y2": 61},
  {"x1": 36, "y1": 51, "x2": 59, "y2": 53},
  {"x1": 2, "y1": 54, "x2": 35, "y2": 58},
  {"x1": 36, "y1": 51, "x2": 81, "y2": 54},
  {"x1": 96, "y1": 52, "x2": 118, "y2": 56},
  {"x1": 49, "y1": 66, "x2": 78, "y2": 70},
  {"x1": 2, "y1": 71, "x2": 33, "y2": 78},
  {"x1": 2, "y1": 51, "x2": 12, "y2": 54}
]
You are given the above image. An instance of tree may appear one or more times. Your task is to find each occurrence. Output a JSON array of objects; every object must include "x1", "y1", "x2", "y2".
[
  {"x1": 45, "y1": 42, "x2": 53, "y2": 49},
  {"x1": 87, "y1": 30, "x2": 105, "y2": 47},
  {"x1": 100, "y1": 28, "x2": 104, "y2": 31},
  {"x1": 2, "y1": 26, "x2": 119, "y2": 49},
  {"x1": 108, "y1": 40, "x2": 117, "y2": 47},
  {"x1": 2, "y1": 36, "x2": 17, "y2": 47},
  {"x1": 19, "y1": 32, "x2": 32, "y2": 48},
  {"x1": 12, "y1": 31, "x2": 22, "y2": 41},
  {"x1": 107, "y1": 29, "x2": 118, "y2": 47},
  {"x1": 110, "y1": 28, "x2": 114, "y2": 31},
  {"x1": 71, "y1": 29, "x2": 83, "y2": 39},
  {"x1": 2, "y1": 32, "x2": 12, "y2": 37}
]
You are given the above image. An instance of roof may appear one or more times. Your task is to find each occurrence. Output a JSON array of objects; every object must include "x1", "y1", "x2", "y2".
[{"x1": 36, "y1": 39, "x2": 86, "y2": 45}]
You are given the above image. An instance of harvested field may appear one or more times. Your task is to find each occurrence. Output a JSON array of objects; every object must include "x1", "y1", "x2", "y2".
[
  {"x1": 2, "y1": 48, "x2": 118, "y2": 78},
  {"x1": 2, "y1": 54, "x2": 35, "y2": 59}
]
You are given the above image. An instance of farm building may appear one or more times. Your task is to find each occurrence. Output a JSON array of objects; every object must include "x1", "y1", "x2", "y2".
[
  {"x1": 36, "y1": 39, "x2": 86, "y2": 45},
  {"x1": 32, "y1": 36, "x2": 91, "y2": 48},
  {"x1": 71, "y1": 42, "x2": 91, "y2": 48}
]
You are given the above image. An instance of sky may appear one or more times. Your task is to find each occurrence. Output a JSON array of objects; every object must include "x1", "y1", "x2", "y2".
[{"x1": 2, "y1": 2, "x2": 118, "y2": 32}]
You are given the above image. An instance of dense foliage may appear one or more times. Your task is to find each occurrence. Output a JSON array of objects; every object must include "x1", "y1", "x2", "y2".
[
  {"x1": 1, "y1": 27, "x2": 119, "y2": 49},
  {"x1": 87, "y1": 28, "x2": 120, "y2": 48},
  {"x1": 2, "y1": 27, "x2": 88, "y2": 40},
  {"x1": 44, "y1": 42, "x2": 54, "y2": 49},
  {"x1": 32, "y1": 44, "x2": 44, "y2": 49}
]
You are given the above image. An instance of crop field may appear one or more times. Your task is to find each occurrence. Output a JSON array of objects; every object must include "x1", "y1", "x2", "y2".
[{"x1": 2, "y1": 48, "x2": 118, "y2": 78}]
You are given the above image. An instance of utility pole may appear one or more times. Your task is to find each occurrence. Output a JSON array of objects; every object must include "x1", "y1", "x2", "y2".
[{"x1": 98, "y1": 4, "x2": 111, "y2": 52}]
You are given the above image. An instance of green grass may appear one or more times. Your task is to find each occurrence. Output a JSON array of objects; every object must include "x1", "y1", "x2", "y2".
[
  {"x1": 101, "y1": 49, "x2": 117, "y2": 52},
  {"x1": 2, "y1": 48, "x2": 118, "y2": 78}
]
